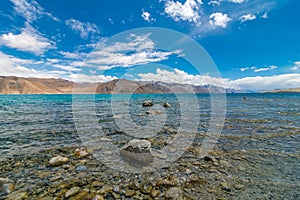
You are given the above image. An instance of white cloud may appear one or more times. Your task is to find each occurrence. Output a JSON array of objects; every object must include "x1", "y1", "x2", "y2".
[
  {"x1": 86, "y1": 34, "x2": 182, "y2": 69},
  {"x1": 227, "y1": 0, "x2": 246, "y2": 3},
  {"x1": 291, "y1": 61, "x2": 300, "y2": 71},
  {"x1": 209, "y1": 12, "x2": 231, "y2": 28},
  {"x1": 65, "y1": 18, "x2": 100, "y2": 39},
  {"x1": 52, "y1": 64, "x2": 81, "y2": 72},
  {"x1": 261, "y1": 12, "x2": 268, "y2": 19},
  {"x1": 0, "y1": 51, "x2": 66, "y2": 78},
  {"x1": 240, "y1": 65, "x2": 277, "y2": 73},
  {"x1": 208, "y1": 1, "x2": 221, "y2": 6},
  {"x1": 10, "y1": 0, "x2": 59, "y2": 23},
  {"x1": 137, "y1": 68, "x2": 300, "y2": 91},
  {"x1": 137, "y1": 68, "x2": 233, "y2": 88},
  {"x1": 59, "y1": 51, "x2": 87, "y2": 59},
  {"x1": 141, "y1": 10, "x2": 155, "y2": 22},
  {"x1": 240, "y1": 67, "x2": 250, "y2": 72},
  {"x1": 253, "y1": 65, "x2": 277, "y2": 72},
  {"x1": 231, "y1": 74, "x2": 300, "y2": 91},
  {"x1": 164, "y1": 0, "x2": 203, "y2": 24},
  {"x1": 0, "y1": 24, "x2": 54, "y2": 55},
  {"x1": 68, "y1": 74, "x2": 117, "y2": 83},
  {"x1": 239, "y1": 14, "x2": 256, "y2": 22}
]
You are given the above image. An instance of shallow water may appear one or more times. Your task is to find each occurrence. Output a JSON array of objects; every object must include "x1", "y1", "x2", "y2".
[{"x1": 0, "y1": 93, "x2": 299, "y2": 199}]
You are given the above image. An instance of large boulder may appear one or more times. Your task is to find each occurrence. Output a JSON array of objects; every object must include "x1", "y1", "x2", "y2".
[
  {"x1": 120, "y1": 139, "x2": 153, "y2": 166},
  {"x1": 142, "y1": 100, "x2": 153, "y2": 107}
]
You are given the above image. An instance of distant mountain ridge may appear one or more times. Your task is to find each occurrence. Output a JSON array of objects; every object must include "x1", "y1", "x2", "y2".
[
  {"x1": 0, "y1": 76, "x2": 245, "y2": 94},
  {"x1": 264, "y1": 87, "x2": 300, "y2": 93}
]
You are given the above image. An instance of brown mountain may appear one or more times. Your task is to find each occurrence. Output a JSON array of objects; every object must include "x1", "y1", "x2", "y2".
[
  {"x1": 265, "y1": 87, "x2": 300, "y2": 93},
  {"x1": 0, "y1": 76, "x2": 242, "y2": 94}
]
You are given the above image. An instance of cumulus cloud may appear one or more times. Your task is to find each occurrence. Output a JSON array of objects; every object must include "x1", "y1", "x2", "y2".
[
  {"x1": 10, "y1": 0, "x2": 59, "y2": 23},
  {"x1": 231, "y1": 74, "x2": 300, "y2": 91},
  {"x1": 137, "y1": 68, "x2": 233, "y2": 88},
  {"x1": 0, "y1": 51, "x2": 66, "y2": 78},
  {"x1": 0, "y1": 23, "x2": 54, "y2": 55},
  {"x1": 164, "y1": 0, "x2": 203, "y2": 24},
  {"x1": 86, "y1": 34, "x2": 182, "y2": 69},
  {"x1": 141, "y1": 10, "x2": 155, "y2": 22},
  {"x1": 136, "y1": 68, "x2": 300, "y2": 91},
  {"x1": 239, "y1": 14, "x2": 256, "y2": 22},
  {"x1": 65, "y1": 18, "x2": 100, "y2": 39},
  {"x1": 209, "y1": 12, "x2": 231, "y2": 28}
]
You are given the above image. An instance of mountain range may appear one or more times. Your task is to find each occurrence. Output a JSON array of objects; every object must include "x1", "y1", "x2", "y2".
[{"x1": 0, "y1": 76, "x2": 248, "y2": 94}]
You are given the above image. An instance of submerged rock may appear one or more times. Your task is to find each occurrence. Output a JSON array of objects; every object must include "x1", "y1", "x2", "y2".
[
  {"x1": 93, "y1": 195, "x2": 104, "y2": 200},
  {"x1": 65, "y1": 186, "x2": 80, "y2": 198},
  {"x1": 146, "y1": 110, "x2": 162, "y2": 115},
  {"x1": 165, "y1": 187, "x2": 183, "y2": 200},
  {"x1": 74, "y1": 147, "x2": 89, "y2": 158},
  {"x1": 49, "y1": 156, "x2": 69, "y2": 167},
  {"x1": 1, "y1": 183, "x2": 15, "y2": 194},
  {"x1": 163, "y1": 102, "x2": 171, "y2": 108},
  {"x1": 6, "y1": 191, "x2": 28, "y2": 200},
  {"x1": 120, "y1": 139, "x2": 153, "y2": 166},
  {"x1": 142, "y1": 100, "x2": 154, "y2": 107}
]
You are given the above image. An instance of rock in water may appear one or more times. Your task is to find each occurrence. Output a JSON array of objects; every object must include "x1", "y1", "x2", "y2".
[
  {"x1": 0, "y1": 178, "x2": 15, "y2": 195},
  {"x1": 146, "y1": 110, "x2": 162, "y2": 115},
  {"x1": 142, "y1": 100, "x2": 153, "y2": 107},
  {"x1": 74, "y1": 147, "x2": 89, "y2": 158},
  {"x1": 65, "y1": 186, "x2": 80, "y2": 198},
  {"x1": 120, "y1": 139, "x2": 153, "y2": 166},
  {"x1": 49, "y1": 156, "x2": 69, "y2": 167},
  {"x1": 163, "y1": 102, "x2": 171, "y2": 108}
]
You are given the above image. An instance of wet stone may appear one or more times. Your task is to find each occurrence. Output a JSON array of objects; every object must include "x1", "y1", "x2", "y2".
[
  {"x1": 165, "y1": 187, "x2": 182, "y2": 200},
  {"x1": 49, "y1": 156, "x2": 69, "y2": 167},
  {"x1": 65, "y1": 186, "x2": 80, "y2": 198},
  {"x1": 120, "y1": 139, "x2": 153, "y2": 166}
]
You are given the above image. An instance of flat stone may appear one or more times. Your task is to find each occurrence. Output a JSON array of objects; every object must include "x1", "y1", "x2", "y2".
[
  {"x1": 49, "y1": 156, "x2": 69, "y2": 167},
  {"x1": 165, "y1": 187, "x2": 182, "y2": 200},
  {"x1": 6, "y1": 191, "x2": 28, "y2": 200},
  {"x1": 93, "y1": 195, "x2": 104, "y2": 200},
  {"x1": 65, "y1": 186, "x2": 80, "y2": 198}
]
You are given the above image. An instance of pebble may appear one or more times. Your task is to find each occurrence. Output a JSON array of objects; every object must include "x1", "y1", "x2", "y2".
[
  {"x1": 93, "y1": 195, "x2": 104, "y2": 200},
  {"x1": 98, "y1": 184, "x2": 113, "y2": 195},
  {"x1": 165, "y1": 187, "x2": 182, "y2": 199},
  {"x1": 74, "y1": 147, "x2": 89, "y2": 158},
  {"x1": 234, "y1": 184, "x2": 245, "y2": 190},
  {"x1": 125, "y1": 189, "x2": 136, "y2": 197},
  {"x1": 146, "y1": 110, "x2": 162, "y2": 115},
  {"x1": 6, "y1": 191, "x2": 28, "y2": 200},
  {"x1": 75, "y1": 165, "x2": 88, "y2": 172},
  {"x1": 65, "y1": 186, "x2": 80, "y2": 198},
  {"x1": 1, "y1": 183, "x2": 15, "y2": 194},
  {"x1": 49, "y1": 156, "x2": 69, "y2": 167}
]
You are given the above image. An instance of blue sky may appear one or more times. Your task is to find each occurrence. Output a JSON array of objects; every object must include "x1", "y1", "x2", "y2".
[{"x1": 0, "y1": 0, "x2": 300, "y2": 91}]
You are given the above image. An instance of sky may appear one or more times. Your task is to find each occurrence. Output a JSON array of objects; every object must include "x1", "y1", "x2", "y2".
[{"x1": 0, "y1": 0, "x2": 300, "y2": 91}]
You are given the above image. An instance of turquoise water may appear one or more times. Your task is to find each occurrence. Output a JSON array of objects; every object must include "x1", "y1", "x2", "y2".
[{"x1": 0, "y1": 93, "x2": 299, "y2": 199}]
